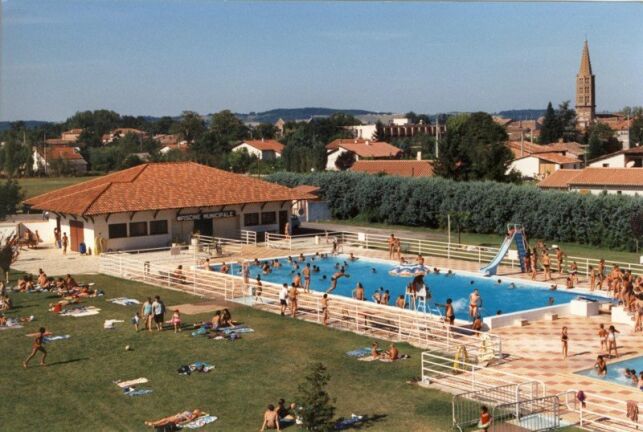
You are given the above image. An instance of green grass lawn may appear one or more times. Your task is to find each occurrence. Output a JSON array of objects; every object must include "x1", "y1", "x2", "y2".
[
  {"x1": 328, "y1": 219, "x2": 641, "y2": 264},
  {"x1": 1, "y1": 273, "x2": 450, "y2": 431},
  {"x1": 17, "y1": 176, "x2": 94, "y2": 198}
]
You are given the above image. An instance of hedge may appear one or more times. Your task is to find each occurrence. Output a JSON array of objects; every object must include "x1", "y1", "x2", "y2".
[{"x1": 267, "y1": 171, "x2": 643, "y2": 251}]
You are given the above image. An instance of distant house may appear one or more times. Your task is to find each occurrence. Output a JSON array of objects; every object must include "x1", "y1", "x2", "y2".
[
  {"x1": 596, "y1": 114, "x2": 634, "y2": 149},
  {"x1": 32, "y1": 146, "x2": 88, "y2": 174},
  {"x1": 507, "y1": 140, "x2": 586, "y2": 160},
  {"x1": 588, "y1": 146, "x2": 643, "y2": 168},
  {"x1": 350, "y1": 160, "x2": 434, "y2": 177},
  {"x1": 231, "y1": 139, "x2": 285, "y2": 160},
  {"x1": 159, "y1": 142, "x2": 189, "y2": 155},
  {"x1": 493, "y1": 117, "x2": 542, "y2": 142},
  {"x1": 102, "y1": 128, "x2": 148, "y2": 145},
  {"x1": 274, "y1": 118, "x2": 286, "y2": 137},
  {"x1": 508, "y1": 152, "x2": 582, "y2": 180},
  {"x1": 45, "y1": 128, "x2": 84, "y2": 146},
  {"x1": 154, "y1": 134, "x2": 185, "y2": 146},
  {"x1": 325, "y1": 139, "x2": 402, "y2": 171},
  {"x1": 538, "y1": 167, "x2": 643, "y2": 195}
]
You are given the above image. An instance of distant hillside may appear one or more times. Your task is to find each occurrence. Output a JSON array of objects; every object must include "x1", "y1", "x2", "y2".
[
  {"x1": 0, "y1": 121, "x2": 51, "y2": 131},
  {"x1": 236, "y1": 107, "x2": 387, "y2": 124},
  {"x1": 496, "y1": 109, "x2": 546, "y2": 121}
]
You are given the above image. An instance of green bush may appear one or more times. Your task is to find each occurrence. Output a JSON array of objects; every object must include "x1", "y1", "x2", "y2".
[{"x1": 267, "y1": 171, "x2": 643, "y2": 251}]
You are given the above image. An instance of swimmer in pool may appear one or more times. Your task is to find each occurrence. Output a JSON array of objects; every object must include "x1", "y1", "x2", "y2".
[
  {"x1": 594, "y1": 355, "x2": 607, "y2": 376},
  {"x1": 326, "y1": 267, "x2": 347, "y2": 293},
  {"x1": 549, "y1": 284, "x2": 558, "y2": 291},
  {"x1": 371, "y1": 268, "x2": 377, "y2": 273},
  {"x1": 548, "y1": 297, "x2": 555, "y2": 306}
]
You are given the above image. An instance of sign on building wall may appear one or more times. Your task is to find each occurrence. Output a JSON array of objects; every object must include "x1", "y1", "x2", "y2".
[{"x1": 177, "y1": 210, "x2": 236, "y2": 221}]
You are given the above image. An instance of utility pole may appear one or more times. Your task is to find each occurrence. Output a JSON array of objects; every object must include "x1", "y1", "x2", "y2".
[{"x1": 435, "y1": 114, "x2": 440, "y2": 159}]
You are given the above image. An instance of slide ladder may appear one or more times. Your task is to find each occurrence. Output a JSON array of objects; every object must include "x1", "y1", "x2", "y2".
[{"x1": 480, "y1": 224, "x2": 528, "y2": 276}]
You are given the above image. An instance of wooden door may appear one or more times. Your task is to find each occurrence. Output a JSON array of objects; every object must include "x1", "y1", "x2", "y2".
[{"x1": 69, "y1": 220, "x2": 84, "y2": 252}]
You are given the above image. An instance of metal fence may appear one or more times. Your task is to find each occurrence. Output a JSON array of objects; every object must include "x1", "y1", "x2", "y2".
[
  {"x1": 452, "y1": 383, "x2": 550, "y2": 432},
  {"x1": 490, "y1": 395, "x2": 560, "y2": 431},
  {"x1": 98, "y1": 251, "x2": 502, "y2": 356},
  {"x1": 563, "y1": 390, "x2": 642, "y2": 432},
  {"x1": 269, "y1": 229, "x2": 643, "y2": 280}
]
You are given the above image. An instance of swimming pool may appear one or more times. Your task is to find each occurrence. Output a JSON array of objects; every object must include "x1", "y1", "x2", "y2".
[
  {"x1": 576, "y1": 355, "x2": 643, "y2": 389},
  {"x1": 232, "y1": 254, "x2": 604, "y2": 321}
]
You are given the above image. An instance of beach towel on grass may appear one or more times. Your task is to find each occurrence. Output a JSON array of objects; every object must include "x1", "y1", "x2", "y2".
[
  {"x1": 104, "y1": 319, "x2": 125, "y2": 329},
  {"x1": 179, "y1": 415, "x2": 217, "y2": 429},
  {"x1": 44, "y1": 334, "x2": 70, "y2": 342},
  {"x1": 190, "y1": 362, "x2": 214, "y2": 373},
  {"x1": 123, "y1": 387, "x2": 153, "y2": 397},
  {"x1": 0, "y1": 319, "x2": 23, "y2": 330},
  {"x1": 335, "y1": 415, "x2": 365, "y2": 430},
  {"x1": 115, "y1": 377, "x2": 148, "y2": 388},
  {"x1": 219, "y1": 326, "x2": 254, "y2": 335},
  {"x1": 346, "y1": 347, "x2": 371, "y2": 358},
  {"x1": 60, "y1": 306, "x2": 101, "y2": 317},
  {"x1": 191, "y1": 326, "x2": 209, "y2": 337},
  {"x1": 108, "y1": 297, "x2": 140, "y2": 306}
]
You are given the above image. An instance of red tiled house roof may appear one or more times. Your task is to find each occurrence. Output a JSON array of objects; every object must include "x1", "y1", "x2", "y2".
[
  {"x1": 351, "y1": 160, "x2": 434, "y2": 177},
  {"x1": 537, "y1": 169, "x2": 581, "y2": 189},
  {"x1": 335, "y1": 142, "x2": 401, "y2": 158},
  {"x1": 40, "y1": 146, "x2": 86, "y2": 161},
  {"x1": 240, "y1": 140, "x2": 285, "y2": 153},
  {"x1": 568, "y1": 168, "x2": 643, "y2": 187},
  {"x1": 25, "y1": 162, "x2": 315, "y2": 216}
]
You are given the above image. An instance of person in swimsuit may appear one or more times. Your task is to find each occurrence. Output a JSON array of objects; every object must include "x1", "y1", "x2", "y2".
[
  {"x1": 326, "y1": 267, "x2": 347, "y2": 293},
  {"x1": 597, "y1": 259, "x2": 606, "y2": 290},
  {"x1": 292, "y1": 273, "x2": 301, "y2": 289},
  {"x1": 530, "y1": 248, "x2": 538, "y2": 280},
  {"x1": 555, "y1": 247, "x2": 565, "y2": 274},
  {"x1": 607, "y1": 325, "x2": 619, "y2": 358},
  {"x1": 353, "y1": 283, "x2": 365, "y2": 301},
  {"x1": 417, "y1": 254, "x2": 425, "y2": 266},
  {"x1": 382, "y1": 290, "x2": 390, "y2": 305},
  {"x1": 145, "y1": 409, "x2": 202, "y2": 428},
  {"x1": 445, "y1": 298, "x2": 455, "y2": 326},
  {"x1": 142, "y1": 297, "x2": 153, "y2": 331},
  {"x1": 638, "y1": 372, "x2": 643, "y2": 391},
  {"x1": 383, "y1": 343, "x2": 399, "y2": 361},
  {"x1": 469, "y1": 289, "x2": 482, "y2": 319},
  {"x1": 302, "y1": 264, "x2": 311, "y2": 293},
  {"x1": 371, "y1": 342, "x2": 379, "y2": 360},
  {"x1": 561, "y1": 326, "x2": 569, "y2": 359},
  {"x1": 61, "y1": 232, "x2": 68, "y2": 254},
  {"x1": 395, "y1": 295, "x2": 405, "y2": 309},
  {"x1": 321, "y1": 294, "x2": 329, "y2": 326},
  {"x1": 595, "y1": 355, "x2": 607, "y2": 376},
  {"x1": 23, "y1": 327, "x2": 48, "y2": 368},
  {"x1": 542, "y1": 252, "x2": 551, "y2": 281},
  {"x1": 288, "y1": 285, "x2": 298, "y2": 318},
  {"x1": 261, "y1": 404, "x2": 280, "y2": 431},
  {"x1": 372, "y1": 287, "x2": 384, "y2": 304},
  {"x1": 569, "y1": 261, "x2": 579, "y2": 286},
  {"x1": 589, "y1": 266, "x2": 597, "y2": 291},
  {"x1": 388, "y1": 234, "x2": 396, "y2": 259}
]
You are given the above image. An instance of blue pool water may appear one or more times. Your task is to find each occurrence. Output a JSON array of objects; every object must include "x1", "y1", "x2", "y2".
[
  {"x1": 225, "y1": 254, "x2": 605, "y2": 320},
  {"x1": 576, "y1": 356, "x2": 643, "y2": 389}
]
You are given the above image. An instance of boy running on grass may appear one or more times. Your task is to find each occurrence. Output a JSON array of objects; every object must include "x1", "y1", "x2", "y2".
[{"x1": 23, "y1": 327, "x2": 48, "y2": 368}]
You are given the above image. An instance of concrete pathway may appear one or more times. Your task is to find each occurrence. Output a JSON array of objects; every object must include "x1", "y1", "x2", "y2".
[{"x1": 11, "y1": 245, "x2": 99, "y2": 276}]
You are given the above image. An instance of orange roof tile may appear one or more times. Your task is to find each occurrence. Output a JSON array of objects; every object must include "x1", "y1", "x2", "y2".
[
  {"x1": 45, "y1": 138, "x2": 76, "y2": 146},
  {"x1": 25, "y1": 162, "x2": 314, "y2": 216},
  {"x1": 40, "y1": 146, "x2": 86, "y2": 161},
  {"x1": 291, "y1": 185, "x2": 320, "y2": 195},
  {"x1": 514, "y1": 152, "x2": 581, "y2": 165},
  {"x1": 351, "y1": 160, "x2": 434, "y2": 177},
  {"x1": 326, "y1": 138, "x2": 387, "y2": 150},
  {"x1": 240, "y1": 140, "x2": 285, "y2": 153},
  {"x1": 537, "y1": 169, "x2": 581, "y2": 189},
  {"x1": 334, "y1": 141, "x2": 401, "y2": 158},
  {"x1": 567, "y1": 168, "x2": 643, "y2": 187}
]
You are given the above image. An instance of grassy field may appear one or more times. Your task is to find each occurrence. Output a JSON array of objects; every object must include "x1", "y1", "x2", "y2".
[
  {"x1": 17, "y1": 176, "x2": 94, "y2": 198},
  {"x1": 328, "y1": 218, "x2": 641, "y2": 264}
]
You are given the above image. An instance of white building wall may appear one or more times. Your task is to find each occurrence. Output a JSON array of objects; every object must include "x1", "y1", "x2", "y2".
[
  {"x1": 570, "y1": 186, "x2": 642, "y2": 196},
  {"x1": 348, "y1": 125, "x2": 377, "y2": 140},
  {"x1": 325, "y1": 149, "x2": 346, "y2": 171},
  {"x1": 232, "y1": 143, "x2": 263, "y2": 159},
  {"x1": 508, "y1": 157, "x2": 541, "y2": 178},
  {"x1": 588, "y1": 154, "x2": 626, "y2": 168}
]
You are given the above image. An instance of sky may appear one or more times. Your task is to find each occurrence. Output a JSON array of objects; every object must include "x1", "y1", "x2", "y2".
[{"x1": 1, "y1": 1, "x2": 642, "y2": 122}]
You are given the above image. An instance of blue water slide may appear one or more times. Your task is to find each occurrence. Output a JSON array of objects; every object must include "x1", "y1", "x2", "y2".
[{"x1": 480, "y1": 233, "x2": 514, "y2": 276}]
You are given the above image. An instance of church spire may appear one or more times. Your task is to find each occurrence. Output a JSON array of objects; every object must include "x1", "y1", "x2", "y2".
[{"x1": 578, "y1": 39, "x2": 592, "y2": 76}]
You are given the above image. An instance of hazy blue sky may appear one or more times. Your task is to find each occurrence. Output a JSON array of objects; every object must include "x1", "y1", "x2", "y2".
[{"x1": 1, "y1": 1, "x2": 642, "y2": 121}]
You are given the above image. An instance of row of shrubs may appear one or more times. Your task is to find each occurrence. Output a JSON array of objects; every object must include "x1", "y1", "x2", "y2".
[{"x1": 268, "y1": 171, "x2": 643, "y2": 251}]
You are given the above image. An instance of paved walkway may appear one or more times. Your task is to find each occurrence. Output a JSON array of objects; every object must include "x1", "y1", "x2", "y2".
[{"x1": 11, "y1": 245, "x2": 99, "y2": 276}]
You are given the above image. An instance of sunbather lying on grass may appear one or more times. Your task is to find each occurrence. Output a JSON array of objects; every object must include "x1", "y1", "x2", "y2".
[{"x1": 145, "y1": 409, "x2": 202, "y2": 427}]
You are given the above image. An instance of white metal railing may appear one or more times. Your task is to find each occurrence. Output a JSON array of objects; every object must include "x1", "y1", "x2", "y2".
[
  {"x1": 421, "y1": 351, "x2": 545, "y2": 396},
  {"x1": 563, "y1": 390, "x2": 642, "y2": 432},
  {"x1": 265, "y1": 231, "x2": 345, "y2": 251},
  {"x1": 239, "y1": 229, "x2": 257, "y2": 245},
  {"x1": 98, "y1": 251, "x2": 502, "y2": 356},
  {"x1": 268, "y1": 229, "x2": 643, "y2": 281}
]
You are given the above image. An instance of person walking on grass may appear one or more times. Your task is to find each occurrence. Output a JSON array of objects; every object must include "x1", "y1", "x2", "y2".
[
  {"x1": 23, "y1": 327, "x2": 48, "y2": 368},
  {"x1": 152, "y1": 295, "x2": 164, "y2": 331},
  {"x1": 61, "y1": 233, "x2": 68, "y2": 255},
  {"x1": 561, "y1": 327, "x2": 569, "y2": 359},
  {"x1": 141, "y1": 297, "x2": 153, "y2": 332},
  {"x1": 279, "y1": 283, "x2": 288, "y2": 316}
]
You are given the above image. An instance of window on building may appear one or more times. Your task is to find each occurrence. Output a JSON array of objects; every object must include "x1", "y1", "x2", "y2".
[
  {"x1": 149, "y1": 220, "x2": 168, "y2": 235},
  {"x1": 129, "y1": 221, "x2": 148, "y2": 237},
  {"x1": 261, "y1": 211, "x2": 276, "y2": 225},
  {"x1": 244, "y1": 213, "x2": 260, "y2": 227},
  {"x1": 108, "y1": 223, "x2": 127, "y2": 239}
]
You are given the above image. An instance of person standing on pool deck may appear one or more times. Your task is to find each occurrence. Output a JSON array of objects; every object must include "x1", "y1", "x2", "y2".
[
  {"x1": 469, "y1": 289, "x2": 482, "y2": 319},
  {"x1": 598, "y1": 324, "x2": 608, "y2": 352},
  {"x1": 288, "y1": 284, "x2": 298, "y2": 318},
  {"x1": 445, "y1": 298, "x2": 455, "y2": 326},
  {"x1": 23, "y1": 327, "x2": 48, "y2": 368},
  {"x1": 61, "y1": 232, "x2": 68, "y2": 255},
  {"x1": 394, "y1": 237, "x2": 402, "y2": 261},
  {"x1": 561, "y1": 327, "x2": 569, "y2": 359},
  {"x1": 302, "y1": 263, "x2": 311, "y2": 293},
  {"x1": 597, "y1": 259, "x2": 606, "y2": 290},
  {"x1": 541, "y1": 252, "x2": 552, "y2": 281},
  {"x1": 279, "y1": 283, "x2": 288, "y2": 316},
  {"x1": 388, "y1": 234, "x2": 396, "y2": 259},
  {"x1": 530, "y1": 248, "x2": 538, "y2": 280},
  {"x1": 555, "y1": 247, "x2": 565, "y2": 274},
  {"x1": 607, "y1": 325, "x2": 619, "y2": 358},
  {"x1": 321, "y1": 293, "x2": 329, "y2": 326}
]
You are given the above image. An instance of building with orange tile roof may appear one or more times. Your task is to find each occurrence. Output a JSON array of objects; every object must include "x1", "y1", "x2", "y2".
[
  {"x1": 32, "y1": 146, "x2": 88, "y2": 174},
  {"x1": 325, "y1": 139, "x2": 401, "y2": 171},
  {"x1": 101, "y1": 128, "x2": 148, "y2": 145},
  {"x1": 350, "y1": 160, "x2": 434, "y2": 177},
  {"x1": 509, "y1": 152, "x2": 582, "y2": 180},
  {"x1": 588, "y1": 146, "x2": 643, "y2": 168},
  {"x1": 24, "y1": 162, "x2": 314, "y2": 252},
  {"x1": 538, "y1": 167, "x2": 643, "y2": 195},
  {"x1": 232, "y1": 139, "x2": 285, "y2": 160}
]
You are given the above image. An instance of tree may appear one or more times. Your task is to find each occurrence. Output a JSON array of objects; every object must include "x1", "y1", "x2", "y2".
[
  {"x1": 587, "y1": 132, "x2": 603, "y2": 160},
  {"x1": 226, "y1": 148, "x2": 257, "y2": 173},
  {"x1": 189, "y1": 131, "x2": 228, "y2": 167},
  {"x1": 297, "y1": 363, "x2": 336, "y2": 432},
  {"x1": 0, "y1": 180, "x2": 23, "y2": 220},
  {"x1": 586, "y1": 123, "x2": 621, "y2": 159},
  {"x1": 334, "y1": 151, "x2": 356, "y2": 171},
  {"x1": 171, "y1": 111, "x2": 206, "y2": 144},
  {"x1": 434, "y1": 112, "x2": 516, "y2": 182},
  {"x1": 252, "y1": 123, "x2": 277, "y2": 139},
  {"x1": 150, "y1": 116, "x2": 176, "y2": 135},
  {"x1": 630, "y1": 112, "x2": 643, "y2": 147},
  {"x1": 0, "y1": 236, "x2": 20, "y2": 280},
  {"x1": 540, "y1": 102, "x2": 560, "y2": 144},
  {"x1": 209, "y1": 110, "x2": 249, "y2": 145}
]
